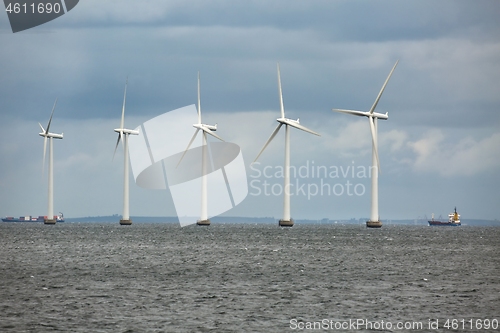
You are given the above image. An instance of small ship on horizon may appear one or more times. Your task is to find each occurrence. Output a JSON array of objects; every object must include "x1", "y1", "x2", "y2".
[
  {"x1": 428, "y1": 207, "x2": 460, "y2": 226},
  {"x1": 2, "y1": 213, "x2": 64, "y2": 223}
]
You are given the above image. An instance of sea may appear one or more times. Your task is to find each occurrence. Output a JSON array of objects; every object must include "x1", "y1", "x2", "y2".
[{"x1": 0, "y1": 223, "x2": 498, "y2": 332}]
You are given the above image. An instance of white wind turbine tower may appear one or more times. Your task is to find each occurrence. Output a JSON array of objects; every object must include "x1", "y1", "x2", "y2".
[
  {"x1": 39, "y1": 99, "x2": 63, "y2": 224},
  {"x1": 253, "y1": 63, "x2": 320, "y2": 227},
  {"x1": 177, "y1": 72, "x2": 224, "y2": 226},
  {"x1": 113, "y1": 79, "x2": 139, "y2": 225},
  {"x1": 332, "y1": 60, "x2": 398, "y2": 228}
]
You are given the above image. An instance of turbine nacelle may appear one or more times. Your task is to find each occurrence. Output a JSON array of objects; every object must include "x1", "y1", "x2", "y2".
[
  {"x1": 192, "y1": 123, "x2": 224, "y2": 142},
  {"x1": 332, "y1": 109, "x2": 388, "y2": 120},
  {"x1": 39, "y1": 133, "x2": 64, "y2": 139},
  {"x1": 277, "y1": 117, "x2": 300, "y2": 124},
  {"x1": 114, "y1": 128, "x2": 139, "y2": 135},
  {"x1": 38, "y1": 124, "x2": 63, "y2": 139},
  {"x1": 194, "y1": 123, "x2": 217, "y2": 132},
  {"x1": 277, "y1": 117, "x2": 320, "y2": 136}
]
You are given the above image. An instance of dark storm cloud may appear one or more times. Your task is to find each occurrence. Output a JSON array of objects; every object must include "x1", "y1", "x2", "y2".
[
  {"x1": 1, "y1": 0, "x2": 499, "y2": 124},
  {"x1": 54, "y1": 1, "x2": 500, "y2": 42}
]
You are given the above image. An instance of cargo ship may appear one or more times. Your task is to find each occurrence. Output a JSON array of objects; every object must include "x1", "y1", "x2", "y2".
[
  {"x1": 428, "y1": 208, "x2": 460, "y2": 226},
  {"x1": 2, "y1": 213, "x2": 64, "y2": 222}
]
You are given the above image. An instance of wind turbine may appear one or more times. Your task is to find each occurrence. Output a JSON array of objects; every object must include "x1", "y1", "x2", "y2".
[
  {"x1": 177, "y1": 72, "x2": 224, "y2": 226},
  {"x1": 39, "y1": 99, "x2": 63, "y2": 224},
  {"x1": 253, "y1": 63, "x2": 320, "y2": 227},
  {"x1": 113, "y1": 79, "x2": 139, "y2": 225},
  {"x1": 332, "y1": 60, "x2": 398, "y2": 228}
]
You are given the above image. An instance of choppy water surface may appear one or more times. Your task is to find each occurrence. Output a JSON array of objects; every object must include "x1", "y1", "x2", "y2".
[{"x1": 0, "y1": 223, "x2": 498, "y2": 332}]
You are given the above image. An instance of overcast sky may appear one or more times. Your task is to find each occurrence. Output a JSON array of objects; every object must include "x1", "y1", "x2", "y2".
[{"x1": 1, "y1": 0, "x2": 499, "y2": 221}]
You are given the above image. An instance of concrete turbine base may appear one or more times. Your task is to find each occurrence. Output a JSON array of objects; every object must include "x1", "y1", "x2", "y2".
[
  {"x1": 197, "y1": 219, "x2": 211, "y2": 226},
  {"x1": 44, "y1": 219, "x2": 56, "y2": 225},
  {"x1": 366, "y1": 220, "x2": 382, "y2": 228},
  {"x1": 120, "y1": 219, "x2": 132, "y2": 225},
  {"x1": 279, "y1": 218, "x2": 294, "y2": 227}
]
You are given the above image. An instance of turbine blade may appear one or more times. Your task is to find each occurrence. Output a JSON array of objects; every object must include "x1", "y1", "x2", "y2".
[
  {"x1": 332, "y1": 109, "x2": 368, "y2": 117},
  {"x1": 197, "y1": 72, "x2": 201, "y2": 124},
  {"x1": 38, "y1": 122, "x2": 45, "y2": 132},
  {"x1": 369, "y1": 117, "x2": 381, "y2": 173},
  {"x1": 202, "y1": 126, "x2": 224, "y2": 142},
  {"x1": 369, "y1": 60, "x2": 399, "y2": 114},
  {"x1": 46, "y1": 98, "x2": 57, "y2": 133},
  {"x1": 277, "y1": 63, "x2": 285, "y2": 118},
  {"x1": 177, "y1": 128, "x2": 200, "y2": 167},
  {"x1": 253, "y1": 123, "x2": 283, "y2": 163},
  {"x1": 120, "y1": 79, "x2": 127, "y2": 129},
  {"x1": 285, "y1": 120, "x2": 320, "y2": 136},
  {"x1": 112, "y1": 132, "x2": 122, "y2": 161}
]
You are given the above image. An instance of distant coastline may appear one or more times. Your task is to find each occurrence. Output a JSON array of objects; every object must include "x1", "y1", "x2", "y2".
[{"x1": 63, "y1": 215, "x2": 500, "y2": 226}]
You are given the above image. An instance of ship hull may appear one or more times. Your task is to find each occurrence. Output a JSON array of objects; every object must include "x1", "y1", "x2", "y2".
[{"x1": 428, "y1": 221, "x2": 461, "y2": 226}]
